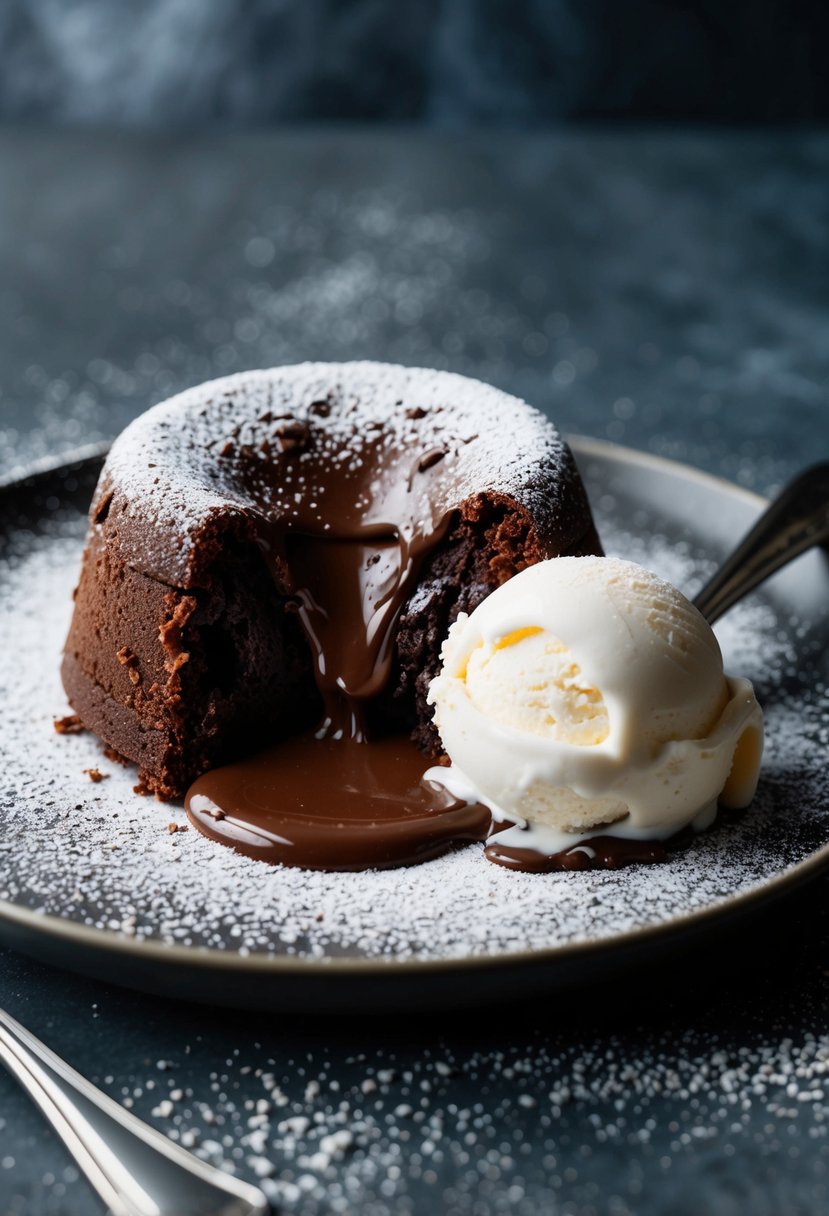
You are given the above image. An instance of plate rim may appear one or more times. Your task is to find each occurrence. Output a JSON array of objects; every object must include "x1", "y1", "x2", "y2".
[{"x1": 1, "y1": 437, "x2": 826, "y2": 979}]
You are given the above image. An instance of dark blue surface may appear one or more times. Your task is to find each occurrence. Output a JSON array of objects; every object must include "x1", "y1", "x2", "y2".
[
  {"x1": 2, "y1": 886, "x2": 829, "y2": 1214},
  {"x1": 0, "y1": 128, "x2": 828, "y2": 1214}
]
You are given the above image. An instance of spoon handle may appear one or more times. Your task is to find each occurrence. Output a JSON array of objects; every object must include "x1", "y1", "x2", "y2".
[
  {"x1": 693, "y1": 462, "x2": 829, "y2": 624},
  {"x1": 0, "y1": 1007, "x2": 268, "y2": 1216}
]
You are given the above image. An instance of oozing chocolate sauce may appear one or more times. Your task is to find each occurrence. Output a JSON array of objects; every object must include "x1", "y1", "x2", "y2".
[
  {"x1": 248, "y1": 429, "x2": 451, "y2": 740},
  {"x1": 282, "y1": 524, "x2": 447, "y2": 740},
  {"x1": 186, "y1": 733, "x2": 492, "y2": 870},
  {"x1": 185, "y1": 729, "x2": 686, "y2": 871},
  {"x1": 186, "y1": 423, "x2": 470, "y2": 867},
  {"x1": 484, "y1": 832, "x2": 674, "y2": 872}
]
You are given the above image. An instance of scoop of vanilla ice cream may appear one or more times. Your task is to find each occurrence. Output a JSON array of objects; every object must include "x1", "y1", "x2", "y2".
[
  {"x1": 427, "y1": 556, "x2": 763, "y2": 843},
  {"x1": 463, "y1": 627, "x2": 611, "y2": 746}
]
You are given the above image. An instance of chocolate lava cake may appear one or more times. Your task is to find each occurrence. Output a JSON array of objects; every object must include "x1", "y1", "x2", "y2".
[{"x1": 62, "y1": 363, "x2": 602, "y2": 797}]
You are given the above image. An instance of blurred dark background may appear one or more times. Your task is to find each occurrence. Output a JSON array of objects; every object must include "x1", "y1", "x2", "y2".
[{"x1": 1, "y1": 0, "x2": 828, "y2": 127}]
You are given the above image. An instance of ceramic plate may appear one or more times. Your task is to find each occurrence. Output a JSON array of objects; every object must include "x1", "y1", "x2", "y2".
[{"x1": 0, "y1": 438, "x2": 826, "y2": 1011}]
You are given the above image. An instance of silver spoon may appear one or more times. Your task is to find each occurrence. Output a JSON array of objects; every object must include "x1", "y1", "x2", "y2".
[
  {"x1": 0, "y1": 1006, "x2": 269, "y2": 1216},
  {"x1": 693, "y1": 461, "x2": 829, "y2": 623}
]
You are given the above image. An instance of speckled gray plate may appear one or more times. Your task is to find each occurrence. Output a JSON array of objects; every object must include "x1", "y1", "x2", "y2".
[{"x1": 0, "y1": 438, "x2": 827, "y2": 1012}]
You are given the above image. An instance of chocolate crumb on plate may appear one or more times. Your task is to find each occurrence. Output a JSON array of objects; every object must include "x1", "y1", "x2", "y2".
[
  {"x1": 83, "y1": 767, "x2": 109, "y2": 783},
  {"x1": 54, "y1": 713, "x2": 85, "y2": 735}
]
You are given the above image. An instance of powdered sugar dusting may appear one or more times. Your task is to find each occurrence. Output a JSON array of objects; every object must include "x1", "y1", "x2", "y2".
[
  {"x1": 0, "y1": 466, "x2": 827, "y2": 964},
  {"x1": 97, "y1": 362, "x2": 579, "y2": 586}
]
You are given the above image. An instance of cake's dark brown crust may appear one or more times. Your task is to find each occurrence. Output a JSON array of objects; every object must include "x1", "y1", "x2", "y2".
[
  {"x1": 62, "y1": 363, "x2": 601, "y2": 797},
  {"x1": 63, "y1": 528, "x2": 320, "y2": 797}
]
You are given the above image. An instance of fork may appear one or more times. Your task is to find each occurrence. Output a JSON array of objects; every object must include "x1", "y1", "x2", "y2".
[{"x1": 0, "y1": 1007, "x2": 269, "y2": 1216}]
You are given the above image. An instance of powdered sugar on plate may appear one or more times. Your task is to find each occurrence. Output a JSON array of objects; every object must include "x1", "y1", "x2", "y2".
[{"x1": 0, "y1": 455, "x2": 826, "y2": 964}]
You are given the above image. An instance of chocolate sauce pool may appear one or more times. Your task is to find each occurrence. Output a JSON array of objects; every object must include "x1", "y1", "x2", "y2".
[
  {"x1": 184, "y1": 421, "x2": 667, "y2": 873},
  {"x1": 483, "y1": 831, "x2": 674, "y2": 873},
  {"x1": 187, "y1": 733, "x2": 492, "y2": 870},
  {"x1": 185, "y1": 734, "x2": 681, "y2": 872}
]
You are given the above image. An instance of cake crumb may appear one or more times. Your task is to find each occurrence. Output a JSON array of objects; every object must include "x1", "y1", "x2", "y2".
[
  {"x1": 168, "y1": 822, "x2": 188, "y2": 834},
  {"x1": 160, "y1": 596, "x2": 197, "y2": 670},
  {"x1": 54, "y1": 714, "x2": 85, "y2": 735},
  {"x1": 83, "y1": 767, "x2": 109, "y2": 783}
]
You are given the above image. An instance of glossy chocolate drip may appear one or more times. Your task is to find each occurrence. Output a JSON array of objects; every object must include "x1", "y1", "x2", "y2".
[
  {"x1": 186, "y1": 733, "x2": 491, "y2": 870},
  {"x1": 247, "y1": 429, "x2": 451, "y2": 739},
  {"x1": 484, "y1": 826, "x2": 693, "y2": 872},
  {"x1": 283, "y1": 525, "x2": 447, "y2": 739}
]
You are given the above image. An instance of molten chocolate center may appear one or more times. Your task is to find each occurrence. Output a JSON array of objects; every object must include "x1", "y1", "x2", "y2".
[
  {"x1": 247, "y1": 428, "x2": 452, "y2": 740},
  {"x1": 186, "y1": 733, "x2": 491, "y2": 870},
  {"x1": 185, "y1": 424, "x2": 477, "y2": 868}
]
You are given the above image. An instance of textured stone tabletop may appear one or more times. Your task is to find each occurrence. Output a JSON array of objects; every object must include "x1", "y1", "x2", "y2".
[{"x1": 0, "y1": 128, "x2": 828, "y2": 1214}]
